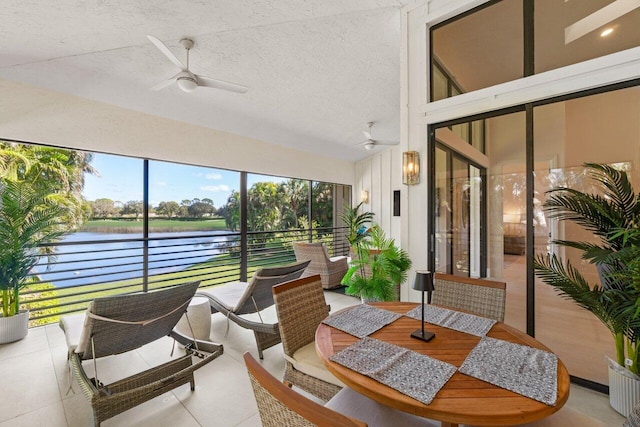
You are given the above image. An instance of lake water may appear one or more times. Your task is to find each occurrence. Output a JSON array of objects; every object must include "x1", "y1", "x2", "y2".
[{"x1": 33, "y1": 231, "x2": 232, "y2": 288}]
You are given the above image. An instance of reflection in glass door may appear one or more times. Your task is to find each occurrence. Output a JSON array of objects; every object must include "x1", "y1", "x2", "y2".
[{"x1": 434, "y1": 143, "x2": 485, "y2": 277}]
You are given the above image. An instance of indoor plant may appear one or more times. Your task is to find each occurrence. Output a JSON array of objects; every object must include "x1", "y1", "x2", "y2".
[
  {"x1": 341, "y1": 202, "x2": 374, "y2": 251},
  {"x1": 341, "y1": 225, "x2": 411, "y2": 302},
  {"x1": 0, "y1": 180, "x2": 67, "y2": 342},
  {"x1": 533, "y1": 163, "x2": 640, "y2": 415}
]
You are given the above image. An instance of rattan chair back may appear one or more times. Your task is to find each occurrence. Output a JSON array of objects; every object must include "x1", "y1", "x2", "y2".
[
  {"x1": 244, "y1": 352, "x2": 365, "y2": 427},
  {"x1": 292, "y1": 242, "x2": 348, "y2": 289},
  {"x1": 272, "y1": 275, "x2": 330, "y2": 358},
  {"x1": 432, "y1": 273, "x2": 506, "y2": 322}
]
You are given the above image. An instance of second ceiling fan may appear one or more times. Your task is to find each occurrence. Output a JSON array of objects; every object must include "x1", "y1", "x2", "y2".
[{"x1": 356, "y1": 122, "x2": 399, "y2": 150}]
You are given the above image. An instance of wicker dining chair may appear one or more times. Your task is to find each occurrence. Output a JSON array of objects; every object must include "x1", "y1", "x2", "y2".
[
  {"x1": 196, "y1": 260, "x2": 310, "y2": 359},
  {"x1": 244, "y1": 352, "x2": 436, "y2": 427},
  {"x1": 292, "y1": 241, "x2": 348, "y2": 289},
  {"x1": 432, "y1": 273, "x2": 506, "y2": 322},
  {"x1": 59, "y1": 282, "x2": 223, "y2": 427},
  {"x1": 272, "y1": 275, "x2": 343, "y2": 401}
]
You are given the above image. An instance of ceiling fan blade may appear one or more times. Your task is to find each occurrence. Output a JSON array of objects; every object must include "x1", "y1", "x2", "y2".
[
  {"x1": 363, "y1": 122, "x2": 374, "y2": 140},
  {"x1": 197, "y1": 75, "x2": 248, "y2": 94},
  {"x1": 150, "y1": 72, "x2": 181, "y2": 91},
  {"x1": 565, "y1": 0, "x2": 640, "y2": 44},
  {"x1": 147, "y1": 35, "x2": 186, "y2": 70},
  {"x1": 352, "y1": 139, "x2": 368, "y2": 147},
  {"x1": 373, "y1": 140, "x2": 399, "y2": 146}
]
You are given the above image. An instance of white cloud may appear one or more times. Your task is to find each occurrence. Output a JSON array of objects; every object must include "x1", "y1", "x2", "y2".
[
  {"x1": 156, "y1": 181, "x2": 167, "y2": 187},
  {"x1": 205, "y1": 173, "x2": 223, "y2": 180},
  {"x1": 200, "y1": 185, "x2": 231, "y2": 193}
]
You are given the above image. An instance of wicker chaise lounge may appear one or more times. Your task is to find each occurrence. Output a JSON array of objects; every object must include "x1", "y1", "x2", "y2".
[
  {"x1": 59, "y1": 281, "x2": 223, "y2": 427},
  {"x1": 196, "y1": 260, "x2": 310, "y2": 359}
]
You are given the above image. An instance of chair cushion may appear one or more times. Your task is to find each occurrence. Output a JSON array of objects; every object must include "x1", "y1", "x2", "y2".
[
  {"x1": 59, "y1": 312, "x2": 87, "y2": 353},
  {"x1": 285, "y1": 342, "x2": 345, "y2": 387},
  {"x1": 326, "y1": 386, "x2": 438, "y2": 427},
  {"x1": 330, "y1": 256, "x2": 347, "y2": 263},
  {"x1": 199, "y1": 281, "x2": 250, "y2": 312}
]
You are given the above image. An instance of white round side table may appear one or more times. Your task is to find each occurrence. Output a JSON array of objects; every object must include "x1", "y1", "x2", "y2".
[{"x1": 174, "y1": 296, "x2": 211, "y2": 341}]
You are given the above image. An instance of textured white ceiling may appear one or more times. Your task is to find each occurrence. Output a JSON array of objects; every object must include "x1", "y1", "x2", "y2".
[{"x1": 0, "y1": 0, "x2": 409, "y2": 162}]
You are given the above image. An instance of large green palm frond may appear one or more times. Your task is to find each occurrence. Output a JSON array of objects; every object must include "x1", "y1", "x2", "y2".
[
  {"x1": 534, "y1": 253, "x2": 617, "y2": 332},
  {"x1": 341, "y1": 202, "x2": 374, "y2": 246},
  {"x1": 545, "y1": 189, "x2": 624, "y2": 242},
  {"x1": 585, "y1": 163, "x2": 639, "y2": 221},
  {"x1": 0, "y1": 180, "x2": 67, "y2": 315}
]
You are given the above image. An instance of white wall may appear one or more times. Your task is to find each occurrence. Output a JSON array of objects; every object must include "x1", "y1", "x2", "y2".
[{"x1": 0, "y1": 79, "x2": 355, "y2": 186}]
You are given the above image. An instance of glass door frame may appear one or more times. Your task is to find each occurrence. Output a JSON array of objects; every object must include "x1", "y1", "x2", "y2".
[{"x1": 433, "y1": 141, "x2": 487, "y2": 278}]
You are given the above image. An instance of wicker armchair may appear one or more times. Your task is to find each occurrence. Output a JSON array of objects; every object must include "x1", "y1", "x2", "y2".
[
  {"x1": 292, "y1": 241, "x2": 348, "y2": 289},
  {"x1": 59, "y1": 282, "x2": 223, "y2": 427},
  {"x1": 432, "y1": 273, "x2": 507, "y2": 322},
  {"x1": 244, "y1": 352, "x2": 436, "y2": 427},
  {"x1": 196, "y1": 260, "x2": 310, "y2": 359},
  {"x1": 272, "y1": 275, "x2": 343, "y2": 401}
]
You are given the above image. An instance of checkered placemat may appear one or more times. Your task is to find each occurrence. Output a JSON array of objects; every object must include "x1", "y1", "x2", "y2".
[
  {"x1": 322, "y1": 304, "x2": 402, "y2": 338},
  {"x1": 459, "y1": 336, "x2": 558, "y2": 405},
  {"x1": 405, "y1": 304, "x2": 496, "y2": 337},
  {"x1": 330, "y1": 337, "x2": 457, "y2": 405}
]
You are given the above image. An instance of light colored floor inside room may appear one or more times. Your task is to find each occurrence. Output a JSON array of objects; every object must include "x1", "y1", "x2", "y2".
[{"x1": 0, "y1": 289, "x2": 625, "y2": 426}]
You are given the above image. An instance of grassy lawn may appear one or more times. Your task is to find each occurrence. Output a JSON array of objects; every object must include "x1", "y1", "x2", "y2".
[{"x1": 81, "y1": 218, "x2": 229, "y2": 233}]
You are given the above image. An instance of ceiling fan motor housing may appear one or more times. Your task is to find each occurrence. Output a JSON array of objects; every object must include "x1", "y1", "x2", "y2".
[{"x1": 177, "y1": 76, "x2": 198, "y2": 92}]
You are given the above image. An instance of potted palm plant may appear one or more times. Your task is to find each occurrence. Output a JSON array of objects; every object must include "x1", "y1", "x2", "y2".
[
  {"x1": 341, "y1": 225, "x2": 411, "y2": 302},
  {"x1": 0, "y1": 180, "x2": 67, "y2": 343},
  {"x1": 533, "y1": 163, "x2": 640, "y2": 416}
]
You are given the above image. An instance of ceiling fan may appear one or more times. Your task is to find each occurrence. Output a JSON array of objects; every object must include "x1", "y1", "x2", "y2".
[
  {"x1": 147, "y1": 35, "x2": 248, "y2": 94},
  {"x1": 356, "y1": 122, "x2": 399, "y2": 150}
]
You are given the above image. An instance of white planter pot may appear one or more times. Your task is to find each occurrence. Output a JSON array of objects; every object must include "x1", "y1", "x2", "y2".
[
  {"x1": 0, "y1": 310, "x2": 29, "y2": 344},
  {"x1": 609, "y1": 364, "x2": 640, "y2": 417}
]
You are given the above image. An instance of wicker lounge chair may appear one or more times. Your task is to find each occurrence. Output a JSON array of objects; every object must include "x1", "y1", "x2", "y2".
[
  {"x1": 292, "y1": 241, "x2": 348, "y2": 289},
  {"x1": 432, "y1": 273, "x2": 507, "y2": 322},
  {"x1": 59, "y1": 281, "x2": 223, "y2": 427},
  {"x1": 272, "y1": 275, "x2": 343, "y2": 401},
  {"x1": 244, "y1": 352, "x2": 436, "y2": 427},
  {"x1": 196, "y1": 260, "x2": 310, "y2": 359}
]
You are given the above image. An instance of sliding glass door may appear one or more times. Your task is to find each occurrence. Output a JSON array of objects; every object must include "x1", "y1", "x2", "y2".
[{"x1": 434, "y1": 143, "x2": 485, "y2": 278}]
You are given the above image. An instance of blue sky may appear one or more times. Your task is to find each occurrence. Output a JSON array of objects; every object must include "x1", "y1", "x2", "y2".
[{"x1": 83, "y1": 153, "x2": 283, "y2": 208}]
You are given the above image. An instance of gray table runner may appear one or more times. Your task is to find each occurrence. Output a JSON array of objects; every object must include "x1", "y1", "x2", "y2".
[
  {"x1": 322, "y1": 304, "x2": 402, "y2": 338},
  {"x1": 330, "y1": 337, "x2": 457, "y2": 405},
  {"x1": 459, "y1": 336, "x2": 558, "y2": 405},
  {"x1": 405, "y1": 304, "x2": 496, "y2": 337}
]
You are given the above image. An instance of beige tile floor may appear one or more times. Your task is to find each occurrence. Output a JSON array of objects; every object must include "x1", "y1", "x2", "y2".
[{"x1": 0, "y1": 290, "x2": 626, "y2": 426}]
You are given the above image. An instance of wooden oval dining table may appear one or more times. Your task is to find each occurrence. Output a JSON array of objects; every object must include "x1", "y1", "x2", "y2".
[{"x1": 315, "y1": 302, "x2": 570, "y2": 427}]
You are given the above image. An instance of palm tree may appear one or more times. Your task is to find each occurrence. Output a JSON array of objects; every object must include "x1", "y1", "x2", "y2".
[
  {"x1": 0, "y1": 142, "x2": 98, "y2": 230},
  {"x1": 533, "y1": 163, "x2": 640, "y2": 374},
  {"x1": 0, "y1": 180, "x2": 68, "y2": 317}
]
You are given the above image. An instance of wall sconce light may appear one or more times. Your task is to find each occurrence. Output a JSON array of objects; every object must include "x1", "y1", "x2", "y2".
[
  {"x1": 402, "y1": 151, "x2": 420, "y2": 185},
  {"x1": 360, "y1": 190, "x2": 369, "y2": 204}
]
